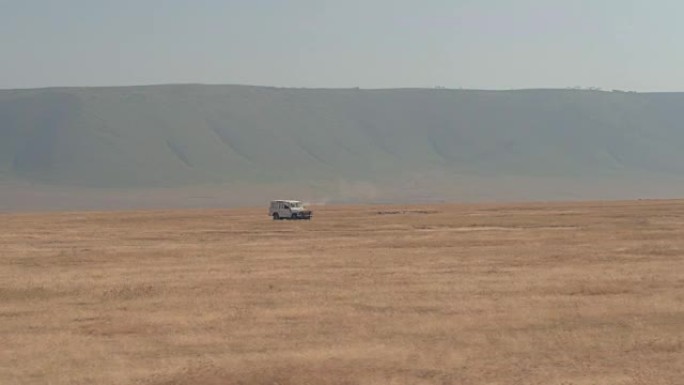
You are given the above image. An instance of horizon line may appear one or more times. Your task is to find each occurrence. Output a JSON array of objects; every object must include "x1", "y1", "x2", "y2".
[{"x1": 1, "y1": 82, "x2": 680, "y2": 94}]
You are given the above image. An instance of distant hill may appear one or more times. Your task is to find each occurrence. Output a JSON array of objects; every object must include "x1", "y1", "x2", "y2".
[{"x1": 2, "y1": 84, "x2": 684, "y2": 210}]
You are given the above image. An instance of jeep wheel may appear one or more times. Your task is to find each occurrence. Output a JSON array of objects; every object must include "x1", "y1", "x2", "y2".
[
  {"x1": 291, "y1": 214, "x2": 298, "y2": 220},
  {"x1": 273, "y1": 213, "x2": 280, "y2": 220}
]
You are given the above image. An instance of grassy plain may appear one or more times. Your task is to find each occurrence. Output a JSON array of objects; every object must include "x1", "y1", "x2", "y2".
[{"x1": 1, "y1": 200, "x2": 682, "y2": 384}]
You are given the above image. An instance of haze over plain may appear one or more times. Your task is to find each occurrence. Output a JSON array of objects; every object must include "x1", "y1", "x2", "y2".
[{"x1": 2, "y1": 1, "x2": 684, "y2": 209}]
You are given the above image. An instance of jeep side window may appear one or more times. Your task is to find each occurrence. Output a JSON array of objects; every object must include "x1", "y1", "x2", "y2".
[{"x1": 284, "y1": 205, "x2": 290, "y2": 210}]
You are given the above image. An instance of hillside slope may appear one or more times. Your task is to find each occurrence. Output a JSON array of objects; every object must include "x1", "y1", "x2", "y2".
[{"x1": 1, "y1": 85, "x2": 684, "y2": 208}]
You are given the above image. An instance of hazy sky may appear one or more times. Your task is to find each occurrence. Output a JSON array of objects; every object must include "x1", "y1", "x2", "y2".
[{"x1": 2, "y1": 0, "x2": 682, "y2": 91}]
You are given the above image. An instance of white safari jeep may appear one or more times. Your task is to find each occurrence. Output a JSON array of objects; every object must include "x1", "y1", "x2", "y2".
[{"x1": 269, "y1": 200, "x2": 312, "y2": 220}]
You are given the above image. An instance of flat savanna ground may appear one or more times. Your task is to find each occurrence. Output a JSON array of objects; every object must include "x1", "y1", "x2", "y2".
[{"x1": 1, "y1": 201, "x2": 682, "y2": 385}]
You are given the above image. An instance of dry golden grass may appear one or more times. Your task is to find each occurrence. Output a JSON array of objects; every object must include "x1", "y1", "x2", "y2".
[{"x1": 1, "y1": 200, "x2": 682, "y2": 385}]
